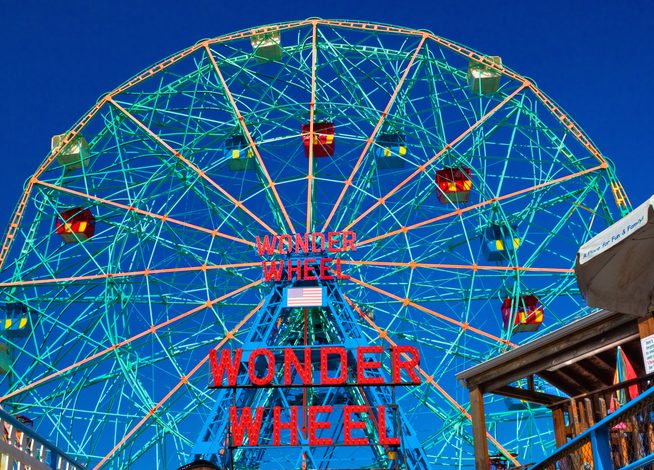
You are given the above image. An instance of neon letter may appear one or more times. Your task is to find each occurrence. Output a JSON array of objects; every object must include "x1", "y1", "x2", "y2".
[
  {"x1": 284, "y1": 348, "x2": 312, "y2": 385},
  {"x1": 392, "y1": 345, "x2": 421, "y2": 384},
  {"x1": 344, "y1": 405, "x2": 368, "y2": 445},
  {"x1": 248, "y1": 348, "x2": 275, "y2": 386},
  {"x1": 320, "y1": 347, "x2": 347, "y2": 385},
  {"x1": 357, "y1": 346, "x2": 384, "y2": 385},
  {"x1": 209, "y1": 348, "x2": 242, "y2": 387},
  {"x1": 273, "y1": 406, "x2": 299, "y2": 446},
  {"x1": 308, "y1": 406, "x2": 332, "y2": 445},
  {"x1": 230, "y1": 406, "x2": 264, "y2": 446}
]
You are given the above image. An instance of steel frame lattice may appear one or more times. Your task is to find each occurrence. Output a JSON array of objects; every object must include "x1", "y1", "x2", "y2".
[
  {"x1": 193, "y1": 276, "x2": 429, "y2": 469},
  {"x1": 0, "y1": 19, "x2": 630, "y2": 469}
]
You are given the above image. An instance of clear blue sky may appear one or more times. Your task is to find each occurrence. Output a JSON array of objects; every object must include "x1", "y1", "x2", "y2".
[{"x1": 0, "y1": 0, "x2": 652, "y2": 231}]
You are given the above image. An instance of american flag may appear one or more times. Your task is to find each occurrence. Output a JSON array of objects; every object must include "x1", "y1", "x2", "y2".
[{"x1": 284, "y1": 287, "x2": 324, "y2": 307}]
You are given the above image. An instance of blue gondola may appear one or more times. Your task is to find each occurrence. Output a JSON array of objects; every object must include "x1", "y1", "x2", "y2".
[
  {"x1": 226, "y1": 134, "x2": 256, "y2": 171},
  {"x1": 482, "y1": 224, "x2": 520, "y2": 261},
  {"x1": 1, "y1": 303, "x2": 32, "y2": 337},
  {"x1": 374, "y1": 133, "x2": 406, "y2": 169}
]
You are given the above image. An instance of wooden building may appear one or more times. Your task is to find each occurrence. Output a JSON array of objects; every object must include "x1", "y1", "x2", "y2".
[{"x1": 457, "y1": 310, "x2": 654, "y2": 469}]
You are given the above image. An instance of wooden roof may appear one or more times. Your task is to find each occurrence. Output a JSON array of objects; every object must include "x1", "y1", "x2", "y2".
[{"x1": 456, "y1": 310, "x2": 644, "y2": 404}]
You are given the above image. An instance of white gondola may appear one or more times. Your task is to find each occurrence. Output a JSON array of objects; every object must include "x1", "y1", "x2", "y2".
[
  {"x1": 251, "y1": 31, "x2": 282, "y2": 62},
  {"x1": 467, "y1": 56, "x2": 502, "y2": 94},
  {"x1": 51, "y1": 133, "x2": 90, "y2": 170}
]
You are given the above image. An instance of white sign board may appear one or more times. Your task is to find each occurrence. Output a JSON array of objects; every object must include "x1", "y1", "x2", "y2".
[
  {"x1": 578, "y1": 195, "x2": 653, "y2": 265},
  {"x1": 641, "y1": 333, "x2": 654, "y2": 374}
]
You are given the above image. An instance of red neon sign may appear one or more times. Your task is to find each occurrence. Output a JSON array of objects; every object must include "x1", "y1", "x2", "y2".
[
  {"x1": 209, "y1": 346, "x2": 421, "y2": 388},
  {"x1": 229, "y1": 405, "x2": 401, "y2": 447},
  {"x1": 210, "y1": 345, "x2": 419, "y2": 447},
  {"x1": 256, "y1": 231, "x2": 355, "y2": 281}
]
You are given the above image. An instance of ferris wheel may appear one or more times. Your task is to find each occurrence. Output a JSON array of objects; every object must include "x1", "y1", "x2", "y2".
[{"x1": 0, "y1": 19, "x2": 629, "y2": 469}]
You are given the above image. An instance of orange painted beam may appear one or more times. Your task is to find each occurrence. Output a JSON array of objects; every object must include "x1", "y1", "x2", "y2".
[
  {"x1": 344, "y1": 295, "x2": 521, "y2": 467},
  {"x1": 203, "y1": 44, "x2": 295, "y2": 234},
  {"x1": 0, "y1": 279, "x2": 262, "y2": 404},
  {"x1": 348, "y1": 275, "x2": 514, "y2": 348},
  {"x1": 108, "y1": 98, "x2": 278, "y2": 236},
  {"x1": 0, "y1": 181, "x2": 35, "y2": 271},
  {"x1": 358, "y1": 164, "x2": 605, "y2": 247},
  {"x1": 306, "y1": 21, "x2": 318, "y2": 233},
  {"x1": 93, "y1": 299, "x2": 264, "y2": 469},
  {"x1": 206, "y1": 21, "x2": 312, "y2": 47},
  {"x1": 321, "y1": 34, "x2": 427, "y2": 233},
  {"x1": 340, "y1": 259, "x2": 573, "y2": 274},
  {"x1": 33, "y1": 179, "x2": 254, "y2": 247},
  {"x1": 344, "y1": 83, "x2": 529, "y2": 232},
  {"x1": 0, "y1": 262, "x2": 260, "y2": 288}
]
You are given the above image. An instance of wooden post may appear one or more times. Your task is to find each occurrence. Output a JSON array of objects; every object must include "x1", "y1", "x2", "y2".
[
  {"x1": 569, "y1": 399, "x2": 582, "y2": 436},
  {"x1": 584, "y1": 397, "x2": 595, "y2": 430},
  {"x1": 469, "y1": 386, "x2": 490, "y2": 470},
  {"x1": 552, "y1": 406, "x2": 568, "y2": 447}
]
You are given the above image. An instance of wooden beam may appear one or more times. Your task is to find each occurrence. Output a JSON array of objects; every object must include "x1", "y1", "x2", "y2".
[
  {"x1": 457, "y1": 311, "x2": 632, "y2": 388},
  {"x1": 539, "y1": 370, "x2": 588, "y2": 397},
  {"x1": 493, "y1": 385, "x2": 561, "y2": 406},
  {"x1": 548, "y1": 371, "x2": 654, "y2": 409},
  {"x1": 565, "y1": 363, "x2": 604, "y2": 391},
  {"x1": 588, "y1": 352, "x2": 617, "y2": 376},
  {"x1": 470, "y1": 386, "x2": 490, "y2": 470},
  {"x1": 468, "y1": 320, "x2": 638, "y2": 392}
]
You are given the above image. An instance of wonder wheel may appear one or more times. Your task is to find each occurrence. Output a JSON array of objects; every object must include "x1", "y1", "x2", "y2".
[{"x1": 0, "y1": 19, "x2": 629, "y2": 469}]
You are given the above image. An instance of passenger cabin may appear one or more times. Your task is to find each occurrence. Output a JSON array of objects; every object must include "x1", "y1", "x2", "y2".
[
  {"x1": 51, "y1": 133, "x2": 90, "y2": 170},
  {"x1": 482, "y1": 224, "x2": 520, "y2": 261},
  {"x1": 226, "y1": 134, "x2": 256, "y2": 171},
  {"x1": 467, "y1": 56, "x2": 502, "y2": 95},
  {"x1": 56, "y1": 208, "x2": 95, "y2": 243},
  {"x1": 301, "y1": 122, "x2": 335, "y2": 158},
  {"x1": 375, "y1": 133, "x2": 406, "y2": 169},
  {"x1": 436, "y1": 167, "x2": 472, "y2": 204},
  {"x1": 1, "y1": 302, "x2": 32, "y2": 337},
  {"x1": 250, "y1": 31, "x2": 282, "y2": 62},
  {"x1": 502, "y1": 295, "x2": 544, "y2": 333}
]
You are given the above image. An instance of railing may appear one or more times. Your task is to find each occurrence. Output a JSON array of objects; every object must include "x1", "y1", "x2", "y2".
[
  {"x1": 531, "y1": 381, "x2": 654, "y2": 469},
  {"x1": 0, "y1": 409, "x2": 84, "y2": 470},
  {"x1": 549, "y1": 373, "x2": 654, "y2": 447}
]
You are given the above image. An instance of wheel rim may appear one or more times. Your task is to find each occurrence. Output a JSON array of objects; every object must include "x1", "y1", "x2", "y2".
[{"x1": 0, "y1": 19, "x2": 627, "y2": 468}]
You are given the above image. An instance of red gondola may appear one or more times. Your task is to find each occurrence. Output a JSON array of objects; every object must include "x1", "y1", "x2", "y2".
[
  {"x1": 501, "y1": 295, "x2": 543, "y2": 333},
  {"x1": 435, "y1": 167, "x2": 472, "y2": 203},
  {"x1": 301, "y1": 122, "x2": 335, "y2": 157},
  {"x1": 56, "y1": 208, "x2": 95, "y2": 243}
]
